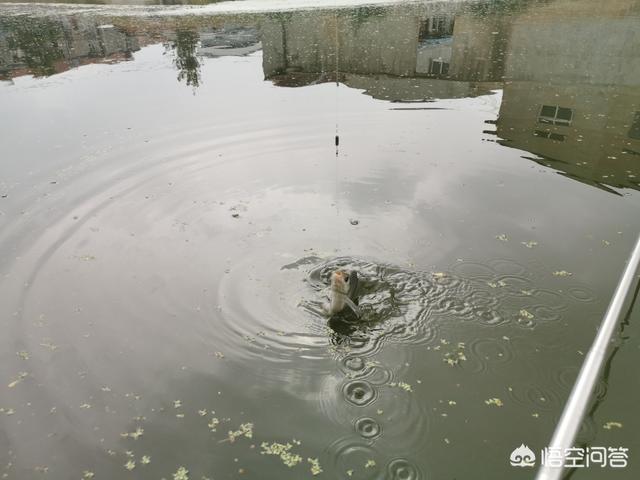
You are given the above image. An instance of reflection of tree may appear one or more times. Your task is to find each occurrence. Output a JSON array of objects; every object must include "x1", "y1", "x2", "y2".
[
  {"x1": 5, "y1": 17, "x2": 65, "y2": 76},
  {"x1": 169, "y1": 29, "x2": 201, "y2": 88}
]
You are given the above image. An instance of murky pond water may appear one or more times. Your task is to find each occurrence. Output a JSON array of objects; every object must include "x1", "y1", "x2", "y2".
[{"x1": 1, "y1": 0, "x2": 639, "y2": 479}]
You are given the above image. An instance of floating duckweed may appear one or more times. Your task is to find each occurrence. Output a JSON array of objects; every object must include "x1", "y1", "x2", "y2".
[
  {"x1": 448, "y1": 400, "x2": 457, "y2": 405},
  {"x1": 532, "y1": 413, "x2": 540, "y2": 418},
  {"x1": 214, "y1": 352, "x2": 225, "y2": 359},
  {"x1": 602, "y1": 240, "x2": 610, "y2": 246},
  {"x1": 495, "y1": 234, "x2": 509, "y2": 242},
  {"x1": 553, "y1": 270, "x2": 572, "y2": 277},
  {"x1": 82, "y1": 471, "x2": 94, "y2": 479},
  {"x1": 208, "y1": 417, "x2": 220, "y2": 432},
  {"x1": 498, "y1": 280, "x2": 507, "y2": 287},
  {"x1": 519, "y1": 309, "x2": 534, "y2": 319},
  {"x1": 389, "y1": 382, "x2": 413, "y2": 392},
  {"x1": 376, "y1": 409, "x2": 384, "y2": 415},
  {"x1": 7, "y1": 372, "x2": 28, "y2": 388},
  {"x1": 485, "y1": 398, "x2": 504, "y2": 407},
  {"x1": 130, "y1": 427, "x2": 144, "y2": 440},
  {"x1": 228, "y1": 423, "x2": 253, "y2": 442},
  {"x1": 260, "y1": 442, "x2": 303, "y2": 467},
  {"x1": 487, "y1": 282, "x2": 498, "y2": 288},
  {"x1": 173, "y1": 466, "x2": 189, "y2": 480},
  {"x1": 79, "y1": 403, "x2": 91, "y2": 409},
  {"x1": 16, "y1": 351, "x2": 30, "y2": 360},
  {"x1": 124, "y1": 460, "x2": 136, "y2": 471},
  {"x1": 444, "y1": 438, "x2": 450, "y2": 444},
  {"x1": 176, "y1": 413, "x2": 185, "y2": 418},
  {"x1": 101, "y1": 386, "x2": 112, "y2": 392},
  {"x1": 365, "y1": 459, "x2": 376, "y2": 468},
  {"x1": 521, "y1": 241, "x2": 538, "y2": 248},
  {"x1": 141, "y1": 455, "x2": 151, "y2": 465},
  {"x1": 39, "y1": 342, "x2": 59, "y2": 351},
  {"x1": 346, "y1": 469, "x2": 354, "y2": 477},
  {"x1": 308, "y1": 457, "x2": 323, "y2": 475},
  {"x1": 198, "y1": 409, "x2": 207, "y2": 416},
  {"x1": 174, "y1": 400, "x2": 182, "y2": 408},
  {"x1": 603, "y1": 421, "x2": 623, "y2": 430}
]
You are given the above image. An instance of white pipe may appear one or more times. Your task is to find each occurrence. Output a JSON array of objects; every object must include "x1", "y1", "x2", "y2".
[{"x1": 535, "y1": 234, "x2": 640, "y2": 480}]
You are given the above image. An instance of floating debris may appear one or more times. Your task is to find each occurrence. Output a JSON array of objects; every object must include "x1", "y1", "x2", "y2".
[
  {"x1": 521, "y1": 241, "x2": 538, "y2": 249},
  {"x1": 228, "y1": 423, "x2": 253, "y2": 442},
  {"x1": 389, "y1": 382, "x2": 413, "y2": 392},
  {"x1": 495, "y1": 234, "x2": 509, "y2": 242},
  {"x1": 432, "y1": 272, "x2": 446, "y2": 278},
  {"x1": 346, "y1": 470, "x2": 354, "y2": 477},
  {"x1": 553, "y1": 270, "x2": 573, "y2": 277},
  {"x1": 7, "y1": 372, "x2": 28, "y2": 388},
  {"x1": 82, "y1": 471, "x2": 95, "y2": 479},
  {"x1": 173, "y1": 466, "x2": 189, "y2": 480},
  {"x1": 214, "y1": 351, "x2": 225, "y2": 359},
  {"x1": 485, "y1": 398, "x2": 504, "y2": 407},
  {"x1": 308, "y1": 457, "x2": 323, "y2": 476},
  {"x1": 79, "y1": 403, "x2": 91, "y2": 409},
  {"x1": 519, "y1": 309, "x2": 534, "y2": 319},
  {"x1": 261, "y1": 442, "x2": 303, "y2": 467},
  {"x1": 174, "y1": 400, "x2": 182, "y2": 409},
  {"x1": 208, "y1": 417, "x2": 220, "y2": 432},
  {"x1": 122, "y1": 427, "x2": 144, "y2": 440},
  {"x1": 349, "y1": 219, "x2": 359, "y2": 226},
  {"x1": 376, "y1": 409, "x2": 384, "y2": 415},
  {"x1": 603, "y1": 421, "x2": 623, "y2": 430}
]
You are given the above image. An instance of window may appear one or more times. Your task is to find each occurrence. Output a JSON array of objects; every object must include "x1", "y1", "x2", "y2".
[
  {"x1": 538, "y1": 105, "x2": 573, "y2": 126},
  {"x1": 429, "y1": 60, "x2": 449, "y2": 75},
  {"x1": 629, "y1": 112, "x2": 640, "y2": 140},
  {"x1": 534, "y1": 130, "x2": 566, "y2": 141}
]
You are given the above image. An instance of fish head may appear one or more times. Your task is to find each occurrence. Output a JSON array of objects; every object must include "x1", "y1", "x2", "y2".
[{"x1": 330, "y1": 270, "x2": 351, "y2": 294}]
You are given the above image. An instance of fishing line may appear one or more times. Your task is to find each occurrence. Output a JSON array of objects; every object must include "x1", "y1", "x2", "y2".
[{"x1": 334, "y1": 11, "x2": 341, "y2": 248}]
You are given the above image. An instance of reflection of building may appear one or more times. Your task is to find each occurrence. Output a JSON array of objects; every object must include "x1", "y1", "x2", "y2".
[
  {"x1": 259, "y1": 4, "x2": 504, "y2": 101},
  {"x1": 494, "y1": 0, "x2": 640, "y2": 192},
  {"x1": 198, "y1": 27, "x2": 261, "y2": 57},
  {"x1": 0, "y1": 16, "x2": 139, "y2": 80}
]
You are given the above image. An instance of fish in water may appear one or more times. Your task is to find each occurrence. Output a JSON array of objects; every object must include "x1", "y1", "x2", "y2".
[{"x1": 324, "y1": 270, "x2": 361, "y2": 317}]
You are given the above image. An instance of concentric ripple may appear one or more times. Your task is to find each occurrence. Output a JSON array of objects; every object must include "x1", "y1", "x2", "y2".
[
  {"x1": 354, "y1": 417, "x2": 382, "y2": 439},
  {"x1": 343, "y1": 380, "x2": 378, "y2": 407},
  {"x1": 387, "y1": 458, "x2": 422, "y2": 480}
]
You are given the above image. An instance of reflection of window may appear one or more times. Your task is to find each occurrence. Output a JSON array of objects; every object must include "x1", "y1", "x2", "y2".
[
  {"x1": 629, "y1": 112, "x2": 640, "y2": 139},
  {"x1": 429, "y1": 60, "x2": 449, "y2": 75},
  {"x1": 534, "y1": 130, "x2": 566, "y2": 141},
  {"x1": 419, "y1": 16, "x2": 455, "y2": 40},
  {"x1": 538, "y1": 105, "x2": 573, "y2": 126}
]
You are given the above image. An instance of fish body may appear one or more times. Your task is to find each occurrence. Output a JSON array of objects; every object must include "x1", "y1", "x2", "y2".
[{"x1": 325, "y1": 270, "x2": 360, "y2": 317}]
